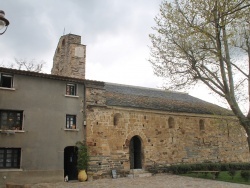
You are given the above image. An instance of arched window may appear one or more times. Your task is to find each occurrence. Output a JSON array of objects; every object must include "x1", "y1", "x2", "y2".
[
  {"x1": 62, "y1": 39, "x2": 65, "y2": 46},
  {"x1": 168, "y1": 117, "x2": 175, "y2": 128},
  {"x1": 114, "y1": 113, "x2": 122, "y2": 126},
  {"x1": 199, "y1": 119, "x2": 205, "y2": 131}
]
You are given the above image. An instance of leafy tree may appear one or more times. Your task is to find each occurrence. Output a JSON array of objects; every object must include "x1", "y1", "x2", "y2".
[{"x1": 150, "y1": 0, "x2": 250, "y2": 150}]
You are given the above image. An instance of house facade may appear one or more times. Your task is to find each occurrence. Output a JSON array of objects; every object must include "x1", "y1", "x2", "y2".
[
  {"x1": 0, "y1": 34, "x2": 249, "y2": 185},
  {"x1": 0, "y1": 67, "x2": 95, "y2": 185}
]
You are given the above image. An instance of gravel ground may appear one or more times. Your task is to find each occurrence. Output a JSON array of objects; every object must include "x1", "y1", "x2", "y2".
[{"x1": 30, "y1": 174, "x2": 250, "y2": 188}]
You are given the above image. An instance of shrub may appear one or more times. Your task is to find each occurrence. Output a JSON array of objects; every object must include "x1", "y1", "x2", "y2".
[
  {"x1": 76, "y1": 141, "x2": 89, "y2": 171},
  {"x1": 211, "y1": 163, "x2": 221, "y2": 171},
  {"x1": 168, "y1": 163, "x2": 250, "y2": 175},
  {"x1": 241, "y1": 170, "x2": 250, "y2": 182},
  {"x1": 221, "y1": 163, "x2": 230, "y2": 171},
  {"x1": 228, "y1": 169, "x2": 237, "y2": 179},
  {"x1": 169, "y1": 164, "x2": 191, "y2": 174},
  {"x1": 215, "y1": 171, "x2": 220, "y2": 179}
]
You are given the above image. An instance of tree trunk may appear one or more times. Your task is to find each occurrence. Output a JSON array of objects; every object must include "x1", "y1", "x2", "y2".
[
  {"x1": 238, "y1": 116, "x2": 250, "y2": 153},
  {"x1": 246, "y1": 128, "x2": 250, "y2": 153}
]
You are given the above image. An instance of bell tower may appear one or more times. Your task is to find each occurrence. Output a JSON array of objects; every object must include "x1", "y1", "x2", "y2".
[{"x1": 51, "y1": 34, "x2": 86, "y2": 79}]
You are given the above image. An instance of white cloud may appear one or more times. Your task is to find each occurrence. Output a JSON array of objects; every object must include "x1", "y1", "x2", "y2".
[{"x1": 0, "y1": 0, "x2": 225, "y2": 108}]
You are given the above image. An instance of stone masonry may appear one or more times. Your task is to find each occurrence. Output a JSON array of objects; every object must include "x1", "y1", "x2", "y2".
[
  {"x1": 51, "y1": 34, "x2": 250, "y2": 180},
  {"x1": 51, "y1": 34, "x2": 86, "y2": 79},
  {"x1": 84, "y1": 84, "x2": 250, "y2": 179}
]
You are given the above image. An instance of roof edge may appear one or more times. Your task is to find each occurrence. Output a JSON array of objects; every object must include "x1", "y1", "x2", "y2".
[{"x1": 105, "y1": 82, "x2": 187, "y2": 95}]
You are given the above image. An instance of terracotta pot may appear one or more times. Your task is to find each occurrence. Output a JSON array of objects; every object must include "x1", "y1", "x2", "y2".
[{"x1": 78, "y1": 170, "x2": 87, "y2": 181}]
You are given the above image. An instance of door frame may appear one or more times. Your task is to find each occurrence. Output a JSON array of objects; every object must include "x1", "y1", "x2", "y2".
[
  {"x1": 129, "y1": 135, "x2": 143, "y2": 169},
  {"x1": 64, "y1": 146, "x2": 78, "y2": 180}
]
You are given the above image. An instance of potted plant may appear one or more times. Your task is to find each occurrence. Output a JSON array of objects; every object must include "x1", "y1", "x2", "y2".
[{"x1": 76, "y1": 141, "x2": 89, "y2": 181}]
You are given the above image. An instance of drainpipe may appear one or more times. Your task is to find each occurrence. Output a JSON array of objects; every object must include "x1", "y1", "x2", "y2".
[{"x1": 82, "y1": 81, "x2": 87, "y2": 145}]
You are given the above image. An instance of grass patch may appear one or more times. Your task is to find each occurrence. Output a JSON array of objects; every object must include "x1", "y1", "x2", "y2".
[{"x1": 182, "y1": 171, "x2": 250, "y2": 185}]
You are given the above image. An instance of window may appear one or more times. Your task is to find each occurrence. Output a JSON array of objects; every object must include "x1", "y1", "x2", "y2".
[
  {"x1": 199, "y1": 119, "x2": 205, "y2": 131},
  {"x1": 168, "y1": 117, "x2": 175, "y2": 128},
  {"x1": 114, "y1": 113, "x2": 122, "y2": 126},
  {"x1": 0, "y1": 148, "x2": 21, "y2": 169},
  {"x1": 0, "y1": 73, "x2": 13, "y2": 88},
  {"x1": 0, "y1": 111, "x2": 23, "y2": 130},
  {"x1": 66, "y1": 115, "x2": 76, "y2": 129},
  {"x1": 62, "y1": 39, "x2": 65, "y2": 46},
  {"x1": 66, "y1": 83, "x2": 77, "y2": 96}
]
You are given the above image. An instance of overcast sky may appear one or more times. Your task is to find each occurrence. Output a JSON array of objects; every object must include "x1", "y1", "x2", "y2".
[{"x1": 0, "y1": 0, "x2": 227, "y2": 108}]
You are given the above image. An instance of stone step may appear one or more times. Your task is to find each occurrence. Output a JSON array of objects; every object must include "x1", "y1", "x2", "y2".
[
  {"x1": 128, "y1": 169, "x2": 152, "y2": 178},
  {"x1": 130, "y1": 169, "x2": 146, "y2": 174},
  {"x1": 135, "y1": 172, "x2": 152, "y2": 178}
]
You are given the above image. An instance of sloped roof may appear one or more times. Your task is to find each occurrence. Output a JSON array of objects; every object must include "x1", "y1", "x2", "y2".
[
  {"x1": 0, "y1": 67, "x2": 103, "y2": 86},
  {"x1": 104, "y1": 83, "x2": 233, "y2": 116},
  {"x1": 1, "y1": 67, "x2": 233, "y2": 116}
]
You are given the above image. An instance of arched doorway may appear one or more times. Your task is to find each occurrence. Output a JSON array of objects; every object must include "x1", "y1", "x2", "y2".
[
  {"x1": 64, "y1": 146, "x2": 78, "y2": 180},
  {"x1": 129, "y1": 136, "x2": 142, "y2": 169}
]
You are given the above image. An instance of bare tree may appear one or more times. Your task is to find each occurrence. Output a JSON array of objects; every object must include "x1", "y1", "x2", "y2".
[
  {"x1": 2, "y1": 58, "x2": 45, "y2": 73},
  {"x1": 150, "y1": 0, "x2": 250, "y2": 150}
]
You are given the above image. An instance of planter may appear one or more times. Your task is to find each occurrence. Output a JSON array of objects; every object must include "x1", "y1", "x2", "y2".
[
  {"x1": 78, "y1": 170, "x2": 87, "y2": 181},
  {"x1": 76, "y1": 141, "x2": 89, "y2": 181}
]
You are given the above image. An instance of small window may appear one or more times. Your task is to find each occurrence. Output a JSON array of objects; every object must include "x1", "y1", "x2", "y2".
[
  {"x1": 168, "y1": 117, "x2": 175, "y2": 128},
  {"x1": 66, "y1": 83, "x2": 77, "y2": 96},
  {"x1": 114, "y1": 113, "x2": 122, "y2": 126},
  {"x1": 66, "y1": 115, "x2": 76, "y2": 129},
  {"x1": 199, "y1": 119, "x2": 205, "y2": 131},
  {"x1": 0, "y1": 73, "x2": 13, "y2": 88},
  {"x1": 0, "y1": 110, "x2": 23, "y2": 130},
  {"x1": 62, "y1": 39, "x2": 65, "y2": 46},
  {"x1": 0, "y1": 148, "x2": 21, "y2": 169}
]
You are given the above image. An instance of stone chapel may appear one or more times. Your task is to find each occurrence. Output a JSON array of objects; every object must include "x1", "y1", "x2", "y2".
[
  {"x1": 0, "y1": 34, "x2": 249, "y2": 185},
  {"x1": 51, "y1": 34, "x2": 249, "y2": 179}
]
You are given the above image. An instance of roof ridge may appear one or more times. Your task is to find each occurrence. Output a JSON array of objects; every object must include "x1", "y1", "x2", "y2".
[{"x1": 104, "y1": 82, "x2": 187, "y2": 94}]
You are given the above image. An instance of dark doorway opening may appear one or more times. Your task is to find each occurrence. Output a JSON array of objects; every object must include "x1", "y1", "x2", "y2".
[
  {"x1": 64, "y1": 146, "x2": 78, "y2": 180},
  {"x1": 130, "y1": 136, "x2": 142, "y2": 169}
]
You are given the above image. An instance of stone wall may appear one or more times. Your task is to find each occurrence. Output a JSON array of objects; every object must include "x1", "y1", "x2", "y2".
[
  {"x1": 48, "y1": 34, "x2": 250, "y2": 181},
  {"x1": 86, "y1": 104, "x2": 250, "y2": 178},
  {"x1": 51, "y1": 34, "x2": 86, "y2": 79}
]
